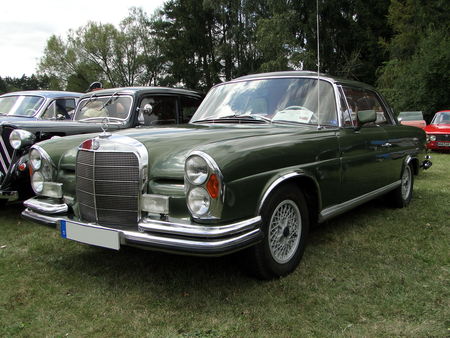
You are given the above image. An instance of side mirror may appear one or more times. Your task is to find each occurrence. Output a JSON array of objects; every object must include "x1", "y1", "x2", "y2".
[
  {"x1": 356, "y1": 109, "x2": 377, "y2": 130},
  {"x1": 138, "y1": 104, "x2": 154, "y2": 125},
  {"x1": 143, "y1": 104, "x2": 153, "y2": 115}
]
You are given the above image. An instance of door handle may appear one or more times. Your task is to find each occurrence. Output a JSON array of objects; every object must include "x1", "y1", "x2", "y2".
[{"x1": 381, "y1": 142, "x2": 392, "y2": 148}]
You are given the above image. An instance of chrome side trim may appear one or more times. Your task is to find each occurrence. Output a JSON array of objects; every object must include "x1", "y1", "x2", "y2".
[
  {"x1": 24, "y1": 197, "x2": 68, "y2": 214},
  {"x1": 139, "y1": 216, "x2": 261, "y2": 238},
  {"x1": 319, "y1": 180, "x2": 401, "y2": 222}
]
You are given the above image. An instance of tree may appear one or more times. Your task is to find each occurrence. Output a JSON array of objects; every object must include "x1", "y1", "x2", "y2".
[
  {"x1": 377, "y1": 0, "x2": 450, "y2": 120},
  {"x1": 0, "y1": 75, "x2": 52, "y2": 94},
  {"x1": 37, "y1": 33, "x2": 103, "y2": 91}
]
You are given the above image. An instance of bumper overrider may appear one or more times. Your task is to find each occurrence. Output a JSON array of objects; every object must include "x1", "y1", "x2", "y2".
[{"x1": 22, "y1": 197, "x2": 263, "y2": 256}]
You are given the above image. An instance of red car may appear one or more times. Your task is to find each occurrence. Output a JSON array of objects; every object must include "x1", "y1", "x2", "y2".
[{"x1": 424, "y1": 110, "x2": 450, "y2": 150}]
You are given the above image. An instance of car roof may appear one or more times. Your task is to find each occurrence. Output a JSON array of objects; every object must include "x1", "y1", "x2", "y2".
[
  {"x1": 0, "y1": 90, "x2": 82, "y2": 98},
  {"x1": 79, "y1": 87, "x2": 203, "y2": 99},
  {"x1": 233, "y1": 70, "x2": 375, "y2": 90}
]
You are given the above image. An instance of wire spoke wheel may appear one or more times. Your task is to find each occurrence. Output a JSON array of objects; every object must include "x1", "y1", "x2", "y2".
[
  {"x1": 401, "y1": 165, "x2": 412, "y2": 200},
  {"x1": 388, "y1": 163, "x2": 414, "y2": 208},
  {"x1": 268, "y1": 200, "x2": 301, "y2": 264},
  {"x1": 246, "y1": 185, "x2": 309, "y2": 279}
]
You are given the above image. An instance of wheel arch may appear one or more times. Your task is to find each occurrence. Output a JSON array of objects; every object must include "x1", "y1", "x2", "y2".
[
  {"x1": 405, "y1": 155, "x2": 420, "y2": 175},
  {"x1": 257, "y1": 172, "x2": 321, "y2": 226}
]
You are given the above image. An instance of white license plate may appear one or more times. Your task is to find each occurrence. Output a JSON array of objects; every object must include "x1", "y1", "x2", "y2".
[
  {"x1": 60, "y1": 220, "x2": 120, "y2": 250},
  {"x1": 437, "y1": 142, "x2": 450, "y2": 147}
]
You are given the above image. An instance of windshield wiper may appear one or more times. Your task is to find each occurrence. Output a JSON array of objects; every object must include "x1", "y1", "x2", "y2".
[
  {"x1": 99, "y1": 91, "x2": 120, "y2": 110},
  {"x1": 195, "y1": 114, "x2": 272, "y2": 124}
]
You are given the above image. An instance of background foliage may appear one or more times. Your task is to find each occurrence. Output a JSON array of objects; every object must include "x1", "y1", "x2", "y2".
[{"x1": 2, "y1": 0, "x2": 449, "y2": 118}]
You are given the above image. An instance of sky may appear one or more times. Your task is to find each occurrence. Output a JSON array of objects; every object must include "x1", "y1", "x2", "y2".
[{"x1": 0, "y1": 0, "x2": 166, "y2": 78}]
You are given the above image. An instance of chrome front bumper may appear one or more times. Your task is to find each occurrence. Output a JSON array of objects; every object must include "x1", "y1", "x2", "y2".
[{"x1": 22, "y1": 197, "x2": 263, "y2": 256}]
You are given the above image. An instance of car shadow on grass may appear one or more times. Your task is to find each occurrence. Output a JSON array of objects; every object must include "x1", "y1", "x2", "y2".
[
  {"x1": 48, "y1": 198, "x2": 389, "y2": 288},
  {"x1": 6, "y1": 196, "x2": 391, "y2": 291}
]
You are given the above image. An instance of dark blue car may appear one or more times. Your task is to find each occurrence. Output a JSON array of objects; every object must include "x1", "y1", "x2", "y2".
[{"x1": 0, "y1": 90, "x2": 81, "y2": 122}]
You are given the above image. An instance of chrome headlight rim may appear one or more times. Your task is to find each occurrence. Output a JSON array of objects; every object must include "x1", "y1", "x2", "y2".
[
  {"x1": 31, "y1": 171, "x2": 45, "y2": 194},
  {"x1": 28, "y1": 145, "x2": 55, "y2": 196},
  {"x1": 185, "y1": 154, "x2": 209, "y2": 185},
  {"x1": 187, "y1": 187, "x2": 211, "y2": 216},
  {"x1": 29, "y1": 145, "x2": 54, "y2": 170},
  {"x1": 429, "y1": 135, "x2": 436, "y2": 142},
  {"x1": 9, "y1": 129, "x2": 36, "y2": 150},
  {"x1": 29, "y1": 148, "x2": 42, "y2": 171},
  {"x1": 184, "y1": 151, "x2": 224, "y2": 220}
]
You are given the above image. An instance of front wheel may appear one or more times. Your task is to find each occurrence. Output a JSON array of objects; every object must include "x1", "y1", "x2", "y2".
[
  {"x1": 248, "y1": 185, "x2": 309, "y2": 279},
  {"x1": 388, "y1": 163, "x2": 414, "y2": 208}
]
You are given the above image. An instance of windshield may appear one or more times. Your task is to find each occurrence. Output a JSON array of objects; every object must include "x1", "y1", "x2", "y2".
[
  {"x1": 74, "y1": 95, "x2": 132, "y2": 122},
  {"x1": 191, "y1": 78, "x2": 337, "y2": 126},
  {"x1": 431, "y1": 112, "x2": 450, "y2": 125},
  {"x1": 0, "y1": 95, "x2": 45, "y2": 117}
]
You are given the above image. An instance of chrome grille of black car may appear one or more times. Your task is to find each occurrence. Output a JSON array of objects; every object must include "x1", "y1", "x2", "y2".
[
  {"x1": 0, "y1": 126, "x2": 14, "y2": 179},
  {"x1": 76, "y1": 149, "x2": 140, "y2": 226}
]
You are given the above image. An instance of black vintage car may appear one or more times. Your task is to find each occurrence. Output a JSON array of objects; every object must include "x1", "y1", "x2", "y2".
[{"x1": 0, "y1": 87, "x2": 203, "y2": 206}]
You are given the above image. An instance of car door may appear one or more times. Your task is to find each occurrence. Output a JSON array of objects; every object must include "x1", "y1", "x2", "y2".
[
  {"x1": 337, "y1": 86, "x2": 392, "y2": 202},
  {"x1": 138, "y1": 95, "x2": 178, "y2": 126}
]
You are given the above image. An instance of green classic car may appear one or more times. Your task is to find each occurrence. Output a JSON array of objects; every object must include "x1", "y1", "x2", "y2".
[{"x1": 22, "y1": 71, "x2": 432, "y2": 279}]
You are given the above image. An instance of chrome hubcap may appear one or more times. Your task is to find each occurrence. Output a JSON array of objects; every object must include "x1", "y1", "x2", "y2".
[
  {"x1": 401, "y1": 166, "x2": 412, "y2": 200},
  {"x1": 268, "y1": 200, "x2": 301, "y2": 264}
]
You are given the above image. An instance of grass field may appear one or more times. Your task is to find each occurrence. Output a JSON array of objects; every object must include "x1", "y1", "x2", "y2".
[{"x1": 1, "y1": 153, "x2": 449, "y2": 337}]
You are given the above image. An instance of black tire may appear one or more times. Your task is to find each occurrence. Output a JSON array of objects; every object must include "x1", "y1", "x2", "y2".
[
  {"x1": 247, "y1": 185, "x2": 310, "y2": 280},
  {"x1": 388, "y1": 163, "x2": 414, "y2": 208}
]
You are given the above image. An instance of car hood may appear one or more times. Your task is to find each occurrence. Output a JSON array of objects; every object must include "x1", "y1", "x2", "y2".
[
  {"x1": 52, "y1": 123, "x2": 328, "y2": 182},
  {"x1": 424, "y1": 123, "x2": 450, "y2": 134},
  {"x1": 116, "y1": 123, "x2": 331, "y2": 181}
]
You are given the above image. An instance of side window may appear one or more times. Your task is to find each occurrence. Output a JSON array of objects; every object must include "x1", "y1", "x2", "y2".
[
  {"x1": 180, "y1": 96, "x2": 202, "y2": 123},
  {"x1": 342, "y1": 87, "x2": 392, "y2": 126},
  {"x1": 139, "y1": 96, "x2": 177, "y2": 126},
  {"x1": 41, "y1": 99, "x2": 76, "y2": 120},
  {"x1": 338, "y1": 87, "x2": 354, "y2": 127}
]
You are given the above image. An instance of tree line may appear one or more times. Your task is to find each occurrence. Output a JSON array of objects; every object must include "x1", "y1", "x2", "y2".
[{"x1": 3, "y1": 0, "x2": 449, "y2": 120}]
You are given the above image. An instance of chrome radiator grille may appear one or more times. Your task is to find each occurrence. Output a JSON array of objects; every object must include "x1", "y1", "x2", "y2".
[
  {"x1": 76, "y1": 149, "x2": 141, "y2": 226},
  {"x1": 0, "y1": 127, "x2": 14, "y2": 178}
]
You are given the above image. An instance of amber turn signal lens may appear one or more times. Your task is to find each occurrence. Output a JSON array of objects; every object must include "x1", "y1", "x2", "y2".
[{"x1": 206, "y1": 174, "x2": 219, "y2": 199}]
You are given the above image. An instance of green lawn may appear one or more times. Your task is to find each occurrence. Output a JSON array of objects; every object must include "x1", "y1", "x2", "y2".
[{"x1": 1, "y1": 154, "x2": 448, "y2": 337}]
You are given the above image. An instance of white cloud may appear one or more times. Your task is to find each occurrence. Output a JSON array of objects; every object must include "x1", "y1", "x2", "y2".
[{"x1": 0, "y1": 0, "x2": 165, "y2": 78}]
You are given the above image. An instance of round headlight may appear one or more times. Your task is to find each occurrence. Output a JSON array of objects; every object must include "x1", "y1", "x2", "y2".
[
  {"x1": 185, "y1": 155, "x2": 209, "y2": 185},
  {"x1": 29, "y1": 148, "x2": 42, "y2": 171},
  {"x1": 9, "y1": 129, "x2": 35, "y2": 150},
  {"x1": 31, "y1": 171, "x2": 45, "y2": 194},
  {"x1": 187, "y1": 187, "x2": 210, "y2": 216},
  {"x1": 429, "y1": 135, "x2": 436, "y2": 141}
]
